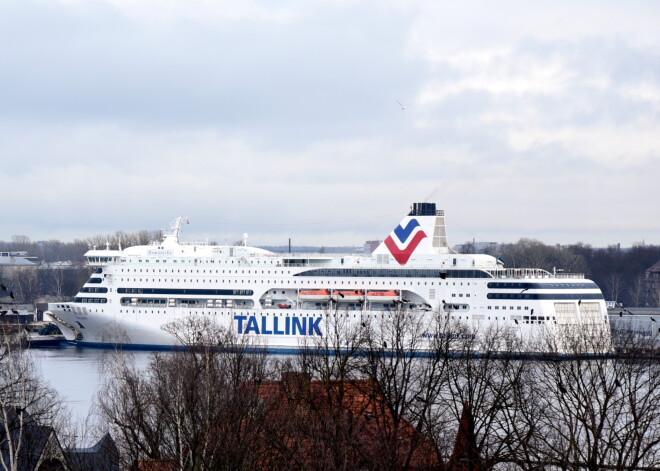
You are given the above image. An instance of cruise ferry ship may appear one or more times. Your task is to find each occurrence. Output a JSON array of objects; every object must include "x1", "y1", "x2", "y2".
[{"x1": 45, "y1": 203, "x2": 610, "y2": 353}]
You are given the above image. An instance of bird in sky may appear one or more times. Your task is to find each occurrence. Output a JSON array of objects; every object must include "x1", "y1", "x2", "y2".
[{"x1": 396, "y1": 99, "x2": 410, "y2": 110}]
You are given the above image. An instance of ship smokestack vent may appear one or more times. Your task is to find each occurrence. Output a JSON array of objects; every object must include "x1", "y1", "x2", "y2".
[{"x1": 409, "y1": 202, "x2": 436, "y2": 216}]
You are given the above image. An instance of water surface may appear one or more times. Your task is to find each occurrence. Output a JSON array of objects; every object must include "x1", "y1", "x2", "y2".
[{"x1": 33, "y1": 345, "x2": 154, "y2": 423}]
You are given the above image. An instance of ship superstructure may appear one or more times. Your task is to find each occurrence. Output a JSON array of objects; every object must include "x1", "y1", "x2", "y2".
[{"x1": 46, "y1": 203, "x2": 609, "y2": 352}]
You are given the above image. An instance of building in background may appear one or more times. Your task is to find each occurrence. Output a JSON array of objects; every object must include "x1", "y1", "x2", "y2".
[{"x1": 645, "y1": 260, "x2": 660, "y2": 306}]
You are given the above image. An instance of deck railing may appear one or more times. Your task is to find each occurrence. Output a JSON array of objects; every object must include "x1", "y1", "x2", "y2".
[{"x1": 484, "y1": 268, "x2": 585, "y2": 279}]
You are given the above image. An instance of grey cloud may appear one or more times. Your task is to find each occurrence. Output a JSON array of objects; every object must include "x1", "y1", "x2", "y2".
[
  {"x1": 0, "y1": 1, "x2": 424, "y2": 144},
  {"x1": 0, "y1": 1, "x2": 658, "y2": 246}
]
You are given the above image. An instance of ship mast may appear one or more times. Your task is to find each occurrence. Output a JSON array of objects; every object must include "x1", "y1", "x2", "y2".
[
  {"x1": 162, "y1": 216, "x2": 186, "y2": 246},
  {"x1": 171, "y1": 217, "x2": 183, "y2": 241}
]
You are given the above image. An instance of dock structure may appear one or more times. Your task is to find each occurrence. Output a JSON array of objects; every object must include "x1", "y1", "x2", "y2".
[{"x1": 609, "y1": 307, "x2": 660, "y2": 349}]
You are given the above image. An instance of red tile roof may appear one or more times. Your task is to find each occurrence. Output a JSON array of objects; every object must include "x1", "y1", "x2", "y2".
[{"x1": 254, "y1": 373, "x2": 440, "y2": 470}]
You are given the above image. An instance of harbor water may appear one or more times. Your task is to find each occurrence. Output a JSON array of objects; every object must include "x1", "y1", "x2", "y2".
[{"x1": 32, "y1": 344, "x2": 154, "y2": 424}]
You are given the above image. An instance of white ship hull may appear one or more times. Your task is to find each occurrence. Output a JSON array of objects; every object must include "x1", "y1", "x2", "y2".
[{"x1": 45, "y1": 204, "x2": 611, "y2": 354}]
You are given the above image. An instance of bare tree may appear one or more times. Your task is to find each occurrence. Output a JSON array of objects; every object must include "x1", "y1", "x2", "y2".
[
  {"x1": 604, "y1": 273, "x2": 624, "y2": 304},
  {"x1": 555, "y1": 247, "x2": 589, "y2": 275},
  {"x1": 49, "y1": 268, "x2": 66, "y2": 301},
  {"x1": 648, "y1": 284, "x2": 660, "y2": 308},
  {"x1": 280, "y1": 308, "x2": 372, "y2": 471},
  {"x1": 85, "y1": 230, "x2": 162, "y2": 251},
  {"x1": 505, "y1": 325, "x2": 660, "y2": 471},
  {"x1": 357, "y1": 308, "x2": 453, "y2": 470},
  {"x1": 8, "y1": 268, "x2": 39, "y2": 304},
  {"x1": 9, "y1": 236, "x2": 31, "y2": 253},
  {"x1": 97, "y1": 316, "x2": 274, "y2": 471},
  {"x1": 0, "y1": 328, "x2": 68, "y2": 471},
  {"x1": 296, "y1": 306, "x2": 369, "y2": 383},
  {"x1": 628, "y1": 275, "x2": 647, "y2": 307},
  {"x1": 435, "y1": 323, "x2": 531, "y2": 470},
  {"x1": 499, "y1": 239, "x2": 552, "y2": 270}
]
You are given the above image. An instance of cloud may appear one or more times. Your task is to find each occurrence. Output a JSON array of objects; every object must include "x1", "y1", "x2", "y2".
[
  {"x1": 0, "y1": 0, "x2": 658, "y2": 246},
  {"x1": 0, "y1": 0, "x2": 421, "y2": 139}
]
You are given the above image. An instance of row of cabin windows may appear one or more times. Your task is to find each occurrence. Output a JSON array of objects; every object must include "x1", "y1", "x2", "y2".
[
  {"x1": 110, "y1": 307, "x2": 552, "y2": 326},
  {"x1": 118, "y1": 288, "x2": 253, "y2": 295},
  {"x1": 128, "y1": 259, "x2": 283, "y2": 266},
  {"x1": 487, "y1": 293, "x2": 604, "y2": 300},
  {"x1": 483, "y1": 306, "x2": 556, "y2": 323},
  {"x1": 118, "y1": 310, "x2": 381, "y2": 318},
  {"x1": 117, "y1": 265, "x2": 490, "y2": 280},
  {"x1": 443, "y1": 304, "x2": 468, "y2": 310},
  {"x1": 87, "y1": 257, "x2": 116, "y2": 263},
  {"x1": 488, "y1": 305, "x2": 530, "y2": 310},
  {"x1": 74, "y1": 297, "x2": 107, "y2": 303},
  {"x1": 122, "y1": 268, "x2": 292, "y2": 275},
  {"x1": 80, "y1": 287, "x2": 108, "y2": 293},
  {"x1": 449, "y1": 315, "x2": 552, "y2": 324},
  {"x1": 112, "y1": 270, "x2": 478, "y2": 288},
  {"x1": 120, "y1": 298, "x2": 252, "y2": 307},
  {"x1": 113, "y1": 277, "x2": 472, "y2": 287},
  {"x1": 294, "y1": 269, "x2": 491, "y2": 278},
  {"x1": 487, "y1": 282, "x2": 599, "y2": 290}
]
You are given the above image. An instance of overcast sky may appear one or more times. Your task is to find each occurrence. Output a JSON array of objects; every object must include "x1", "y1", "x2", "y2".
[{"x1": 1, "y1": 0, "x2": 658, "y2": 248}]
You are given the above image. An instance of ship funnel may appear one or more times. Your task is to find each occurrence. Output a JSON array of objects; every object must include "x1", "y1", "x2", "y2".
[
  {"x1": 432, "y1": 209, "x2": 451, "y2": 253},
  {"x1": 373, "y1": 202, "x2": 455, "y2": 264},
  {"x1": 408, "y1": 202, "x2": 436, "y2": 216},
  {"x1": 408, "y1": 203, "x2": 452, "y2": 253}
]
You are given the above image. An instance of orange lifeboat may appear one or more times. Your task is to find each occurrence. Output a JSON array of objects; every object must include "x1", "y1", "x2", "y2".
[
  {"x1": 366, "y1": 290, "x2": 400, "y2": 302},
  {"x1": 331, "y1": 290, "x2": 365, "y2": 302},
  {"x1": 298, "y1": 289, "x2": 331, "y2": 301}
]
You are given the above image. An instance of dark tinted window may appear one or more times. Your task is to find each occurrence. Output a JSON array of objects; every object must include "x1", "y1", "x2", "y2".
[
  {"x1": 117, "y1": 288, "x2": 253, "y2": 296},
  {"x1": 487, "y1": 282, "x2": 599, "y2": 290},
  {"x1": 487, "y1": 293, "x2": 603, "y2": 300},
  {"x1": 294, "y1": 268, "x2": 491, "y2": 279}
]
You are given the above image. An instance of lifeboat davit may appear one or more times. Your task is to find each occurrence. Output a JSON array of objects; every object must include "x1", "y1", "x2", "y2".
[
  {"x1": 331, "y1": 290, "x2": 365, "y2": 302},
  {"x1": 298, "y1": 289, "x2": 331, "y2": 301},
  {"x1": 366, "y1": 290, "x2": 400, "y2": 302}
]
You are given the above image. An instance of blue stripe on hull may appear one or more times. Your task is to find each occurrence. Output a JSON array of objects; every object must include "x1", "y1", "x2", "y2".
[{"x1": 70, "y1": 341, "x2": 613, "y2": 360}]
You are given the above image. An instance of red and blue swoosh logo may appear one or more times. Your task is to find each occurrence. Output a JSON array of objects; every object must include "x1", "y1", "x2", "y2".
[{"x1": 384, "y1": 219, "x2": 427, "y2": 265}]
